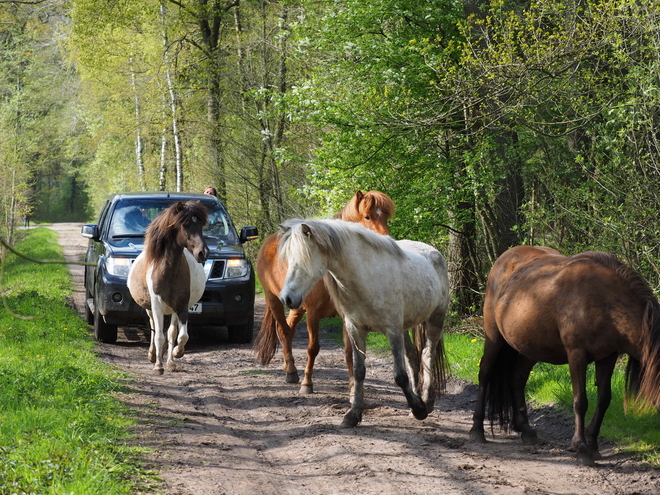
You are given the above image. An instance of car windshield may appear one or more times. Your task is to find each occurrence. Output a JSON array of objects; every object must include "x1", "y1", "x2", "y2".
[{"x1": 107, "y1": 198, "x2": 239, "y2": 246}]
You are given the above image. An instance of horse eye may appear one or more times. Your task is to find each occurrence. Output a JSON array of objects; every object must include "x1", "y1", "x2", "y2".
[{"x1": 365, "y1": 216, "x2": 371, "y2": 221}]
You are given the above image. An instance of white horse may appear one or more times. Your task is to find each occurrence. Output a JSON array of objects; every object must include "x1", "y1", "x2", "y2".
[
  {"x1": 127, "y1": 201, "x2": 209, "y2": 375},
  {"x1": 278, "y1": 218, "x2": 450, "y2": 427}
]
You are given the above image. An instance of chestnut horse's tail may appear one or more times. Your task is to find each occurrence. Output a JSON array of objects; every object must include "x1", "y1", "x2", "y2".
[
  {"x1": 486, "y1": 341, "x2": 518, "y2": 433},
  {"x1": 253, "y1": 304, "x2": 279, "y2": 366}
]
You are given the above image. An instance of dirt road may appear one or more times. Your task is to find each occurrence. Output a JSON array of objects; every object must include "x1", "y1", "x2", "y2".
[{"x1": 52, "y1": 223, "x2": 658, "y2": 495}]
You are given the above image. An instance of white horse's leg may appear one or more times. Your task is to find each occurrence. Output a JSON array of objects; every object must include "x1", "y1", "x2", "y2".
[
  {"x1": 147, "y1": 310, "x2": 157, "y2": 363},
  {"x1": 341, "y1": 326, "x2": 366, "y2": 428},
  {"x1": 173, "y1": 311, "x2": 189, "y2": 359},
  {"x1": 420, "y1": 309, "x2": 447, "y2": 413},
  {"x1": 386, "y1": 326, "x2": 428, "y2": 421},
  {"x1": 151, "y1": 305, "x2": 167, "y2": 375}
]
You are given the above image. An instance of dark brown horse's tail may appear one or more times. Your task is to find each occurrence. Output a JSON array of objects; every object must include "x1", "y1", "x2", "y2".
[
  {"x1": 253, "y1": 304, "x2": 279, "y2": 366},
  {"x1": 486, "y1": 341, "x2": 518, "y2": 433},
  {"x1": 413, "y1": 322, "x2": 449, "y2": 393},
  {"x1": 632, "y1": 298, "x2": 660, "y2": 411}
]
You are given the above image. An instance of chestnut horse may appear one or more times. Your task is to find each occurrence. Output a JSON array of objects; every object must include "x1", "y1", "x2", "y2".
[
  {"x1": 278, "y1": 219, "x2": 449, "y2": 427},
  {"x1": 254, "y1": 190, "x2": 395, "y2": 393},
  {"x1": 469, "y1": 246, "x2": 660, "y2": 466},
  {"x1": 127, "y1": 201, "x2": 209, "y2": 375}
]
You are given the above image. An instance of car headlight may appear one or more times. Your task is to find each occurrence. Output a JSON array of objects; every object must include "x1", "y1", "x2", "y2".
[
  {"x1": 226, "y1": 259, "x2": 249, "y2": 278},
  {"x1": 106, "y1": 257, "x2": 133, "y2": 277}
]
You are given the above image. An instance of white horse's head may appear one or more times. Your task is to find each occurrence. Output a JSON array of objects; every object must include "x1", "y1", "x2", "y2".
[{"x1": 278, "y1": 220, "x2": 336, "y2": 310}]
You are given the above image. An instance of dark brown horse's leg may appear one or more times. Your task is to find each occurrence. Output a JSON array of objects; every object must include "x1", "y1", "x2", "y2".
[
  {"x1": 299, "y1": 313, "x2": 321, "y2": 394},
  {"x1": 585, "y1": 352, "x2": 618, "y2": 460},
  {"x1": 567, "y1": 350, "x2": 594, "y2": 466},
  {"x1": 469, "y1": 335, "x2": 504, "y2": 443},
  {"x1": 511, "y1": 355, "x2": 537, "y2": 445}
]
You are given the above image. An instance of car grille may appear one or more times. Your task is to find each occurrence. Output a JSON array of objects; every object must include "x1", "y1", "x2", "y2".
[{"x1": 209, "y1": 260, "x2": 226, "y2": 279}]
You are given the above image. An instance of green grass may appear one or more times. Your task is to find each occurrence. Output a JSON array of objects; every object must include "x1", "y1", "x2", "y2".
[
  {"x1": 0, "y1": 228, "x2": 147, "y2": 494},
  {"x1": 321, "y1": 316, "x2": 660, "y2": 466}
]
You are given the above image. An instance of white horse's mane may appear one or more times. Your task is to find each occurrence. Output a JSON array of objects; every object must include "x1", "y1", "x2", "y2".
[{"x1": 278, "y1": 218, "x2": 403, "y2": 273}]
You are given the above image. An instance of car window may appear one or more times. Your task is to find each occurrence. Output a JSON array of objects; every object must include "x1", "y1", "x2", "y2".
[
  {"x1": 110, "y1": 204, "x2": 153, "y2": 237},
  {"x1": 203, "y1": 204, "x2": 239, "y2": 245}
]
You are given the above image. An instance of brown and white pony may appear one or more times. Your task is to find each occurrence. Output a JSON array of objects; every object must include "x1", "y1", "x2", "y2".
[
  {"x1": 254, "y1": 190, "x2": 395, "y2": 393},
  {"x1": 128, "y1": 200, "x2": 209, "y2": 375}
]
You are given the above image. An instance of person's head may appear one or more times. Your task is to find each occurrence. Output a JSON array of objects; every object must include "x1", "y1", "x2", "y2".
[{"x1": 203, "y1": 187, "x2": 217, "y2": 197}]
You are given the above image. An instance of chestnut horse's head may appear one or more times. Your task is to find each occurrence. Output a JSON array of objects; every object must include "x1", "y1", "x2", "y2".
[
  {"x1": 145, "y1": 200, "x2": 210, "y2": 264},
  {"x1": 334, "y1": 190, "x2": 395, "y2": 236}
]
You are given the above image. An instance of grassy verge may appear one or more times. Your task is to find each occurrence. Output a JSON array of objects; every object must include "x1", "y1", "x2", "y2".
[
  {"x1": 0, "y1": 228, "x2": 147, "y2": 494},
  {"x1": 321, "y1": 316, "x2": 660, "y2": 466}
]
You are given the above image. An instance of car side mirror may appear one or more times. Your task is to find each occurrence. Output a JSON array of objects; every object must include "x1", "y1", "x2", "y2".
[
  {"x1": 81, "y1": 224, "x2": 99, "y2": 241},
  {"x1": 239, "y1": 226, "x2": 258, "y2": 243}
]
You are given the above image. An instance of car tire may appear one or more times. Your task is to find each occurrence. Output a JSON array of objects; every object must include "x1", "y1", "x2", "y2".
[
  {"x1": 84, "y1": 286, "x2": 94, "y2": 325},
  {"x1": 93, "y1": 297, "x2": 118, "y2": 344},
  {"x1": 227, "y1": 314, "x2": 254, "y2": 344}
]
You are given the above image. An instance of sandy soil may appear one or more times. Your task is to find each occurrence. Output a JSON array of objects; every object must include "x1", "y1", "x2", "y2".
[{"x1": 52, "y1": 222, "x2": 659, "y2": 495}]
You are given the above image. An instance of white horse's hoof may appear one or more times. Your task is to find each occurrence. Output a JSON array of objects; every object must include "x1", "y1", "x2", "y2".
[
  {"x1": 173, "y1": 346, "x2": 185, "y2": 359},
  {"x1": 148, "y1": 351, "x2": 157, "y2": 363},
  {"x1": 166, "y1": 361, "x2": 181, "y2": 372},
  {"x1": 153, "y1": 367, "x2": 164, "y2": 376}
]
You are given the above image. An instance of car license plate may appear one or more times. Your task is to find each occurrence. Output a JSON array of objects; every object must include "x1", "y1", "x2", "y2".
[{"x1": 189, "y1": 302, "x2": 202, "y2": 314}]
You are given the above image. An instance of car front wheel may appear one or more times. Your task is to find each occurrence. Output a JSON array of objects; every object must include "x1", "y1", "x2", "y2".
[
  {"x1": 93, "y1": 297, "x2": 118, "y2": 344},
  {"x1": 227, "y1": 315, "x2": 254, "y2": 344}
]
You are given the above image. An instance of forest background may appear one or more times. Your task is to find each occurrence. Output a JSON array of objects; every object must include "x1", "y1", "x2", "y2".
[{"x1": 3, "y1": 0, "x2": 660, "y2": 316}]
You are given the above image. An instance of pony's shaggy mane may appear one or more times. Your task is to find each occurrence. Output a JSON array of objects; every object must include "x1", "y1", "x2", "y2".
[
  {"x1": 278, "y1": 218, "x2": 403, "y2": 275},
  {"x1": 144, "y1": 200, "x2": 208, "y2": 265}
]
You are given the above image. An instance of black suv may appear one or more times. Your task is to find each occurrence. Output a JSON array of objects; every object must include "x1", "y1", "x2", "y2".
[{"x1": 81, "y1": 192, "x2": 258, "y2": 344}]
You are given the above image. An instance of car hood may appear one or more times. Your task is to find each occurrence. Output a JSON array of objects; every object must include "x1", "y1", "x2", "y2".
[{"x1": 105, "y1": 239, "x2": 245, "y2": 259}]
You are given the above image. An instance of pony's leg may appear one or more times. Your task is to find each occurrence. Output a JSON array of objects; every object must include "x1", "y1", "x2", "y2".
[
  {"x1": 146, "y1": 310, "x2": 157, "y2": 364},
  {"x1": 280, "y1": 307, "x2": 304, "y2": 384},
  {"x1": 385, "y1": 326, "x2": 428, "y2": 421},
  {"x1": 299, "y1": 312, "x2": 321, "y2": 394},
  {"x1": 341, "y1": 327, "x2": 366, "y2": 428},
  {"x1": 172, "y1": 311, "x2": 189, "y2": 359},
  {"x1": 150, "y1": 306, "x2": 167, "y2": 375},
  {"x1": 511, "y1": 355, "x2": 538, "y2": 445},
  {"x1": 469, "y1": 332, "x2": 505, "y2": 443},
  {"x1": 566, "y1": 350, "x2": 594, "y2": 466},
  {"x1": 165, "y1": 313, "x2": 179, "y2": 372},
  {"x1": 584, "y1": 352, "x2": 617, "y2": 461},
  {"x1": 342, "y1": 326, "x2": 354, "y2": 397},
  {"x1": 418, "y1": 310, "x2": 447, "y2": 413}
]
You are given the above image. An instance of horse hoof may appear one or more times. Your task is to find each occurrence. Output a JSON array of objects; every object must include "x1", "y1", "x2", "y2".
[
  {"x1": 340, "y1": 411, "x2": 361, "y2": 428},
  {"x1": 412, "y1": 409, "x2": 428, "y2": 421},
  {"x1": 469, "y1": 429, "x2": 487, "y2": 443},
  {"x1": 166, "y1": 362, "x2": 180, "y2": 372},
  {"x1": 148, "y1": 352, "x2": 157, "y2": 364},
  {"x1": 576, "y1": 445, "x2": 596, "y2": 467},
  {"x1": 521, "y1": 431, "x2": 539, "y2": 445},
  {"x1": 286, "y1": 372, "x2": 300, "y2": 384},
  {"x1": 299, "y1": 384, "x2": 314, "y2": 394},
  {"x1": 153, "y1": 367, "x2": 164, "y2": 376},
  {"x1": 173, "y1": 346, "x2": 185, "y2": 359}
]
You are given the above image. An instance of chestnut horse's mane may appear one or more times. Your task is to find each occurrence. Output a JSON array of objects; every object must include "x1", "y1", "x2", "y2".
[
  {"x1": 334, "y1": 190, "x2": 396, "y2": 222},
  {"x1": 144, "y1": 200, "x2": 208, "y2": 265}
]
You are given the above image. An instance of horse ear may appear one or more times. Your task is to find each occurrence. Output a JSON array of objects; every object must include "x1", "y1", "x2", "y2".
[
  {"x1": 301, "y1": 223, "x2": 312, "y2": 237},
  {"x1": 173, "y1": 201, "x2": 184, "y2": 212},
  {"x1": 355, "y1": 190, "x2": 364, "y2": 202},
  {"x1": 278, "y1": 224, "x2": 290, "y2": 234}
]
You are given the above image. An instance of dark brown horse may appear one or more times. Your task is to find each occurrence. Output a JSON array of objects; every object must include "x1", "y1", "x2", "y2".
[
  {"x1": 469, "y1": 245, "x2": 660, "y2": 466},
  {"x1": 128, "y1": 200, "x2": 209, "y2": 375},
  {"x1": 254, "y1": 190, "x2": 395, "y2": 393}
]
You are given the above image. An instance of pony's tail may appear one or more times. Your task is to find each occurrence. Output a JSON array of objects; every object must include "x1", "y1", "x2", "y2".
[
  {"x1": 253, "y1": 304, "x2": 279, "y2": 366},
  {"x1": 624, "y1": 356, "x2": 642, "y2": 412},
  {"x1": 634, "y1": 299, "x2": 660, "y2": 411},
  {"x1": 486, "y1": 341, "x2": 518, "y2": 433}
]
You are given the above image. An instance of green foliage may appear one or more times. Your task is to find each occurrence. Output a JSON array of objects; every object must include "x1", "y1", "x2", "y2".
[{"x1": 0, "y1": 228, "x2": 147, "y2": 493}]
